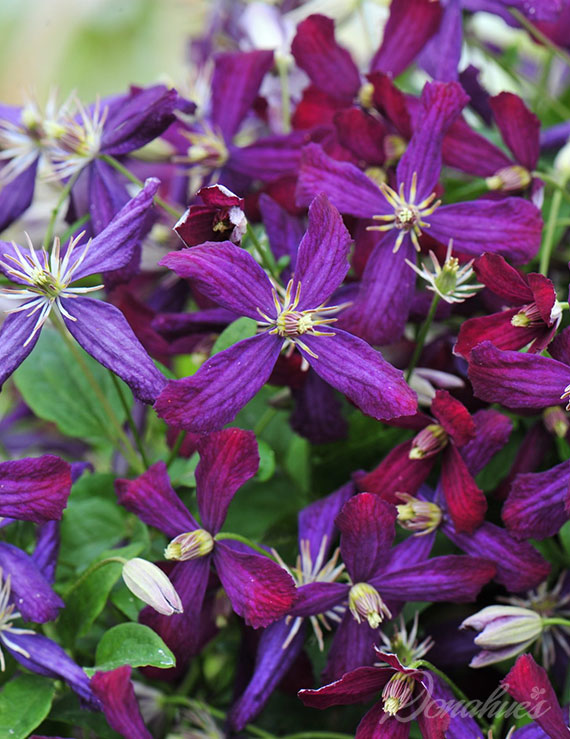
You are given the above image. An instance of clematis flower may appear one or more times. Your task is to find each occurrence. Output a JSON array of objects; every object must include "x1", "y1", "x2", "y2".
[
  {"x1": 455, "y1": 252, "x2": 561, "y2": 359},
  {"x1": 174, "y1": 184, "x2": 247, "y2": 247},
  {"x1": 298, "y1": 648, "x2": 451, "y2": 738},
  {"x1": 0, "y1": 178, "x2": 167, "y2": 403},
  {"x1": 154, "y1": 193, "x2": 417, "y2": 433},
  {"x1": 116, "y1": 428, "x2": 296, "y2": 661},
  {"x1": 91, "y1": 666, "x2": 151, "y2": 739},
  {"x1": 296, "y1": 81, "x2": 542, "y2": 345}
]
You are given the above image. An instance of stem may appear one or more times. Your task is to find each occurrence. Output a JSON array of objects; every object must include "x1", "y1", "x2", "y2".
[
  {"x1": 447, "y1": 178, "x2": 489, "y2": 202},
  {"x1": 64, "y1": 556, "x2": 126, "y2": 598},
  {"x1": 108, "y1": 371, "x2": 150, "y2": 468},
  {"x1": 44, "y1": 169, "x2": 82, "y2": 248},
  {"x1": 276, "y1": 54, "x2": 291, "y2": 134},
  {"x1": 160, "y1": 696, "x2": 275, "y2": 738},
  {"x1": 99, "y1": 154, "x2": 182, "y2": 219},
  {"x1": 510, "y1": 9, "x2": 570, "y2": 68},
  {"x1": 533, "y1": 171, "x2": 570, "y2": 206},
  {"x1": 166, "y1": 430, "x2": 187, "y2": 468},
  {"x1": 254, "y1": 407, "x2": 278, "y2": 436},
  {"x1": 246, "y1": 223, "x2": 279, "y2": 280},
  {"x1": 281, "y1": 734, "x2": 353, "y2": 739},
  {"x1": 539, "y1": 175, "x2": 567, "y2": 275},
  {"x1": 414, "y1": 659, "x2": 490, "y2": 732},
  {"x1": 215, "y1": 532, "x2": 277, "y2": 561},
  {"x1": 542, "y1": 617, "x2": 570, "y2": 628},
  {"x1": 406, "y1": 293, "x2": 440, "y2": 382},
  {"x1": 60, "y1": 213, "x2": 91, "y2": 244},
  {"x1": 51, "y1": 314, "x2": 144, "y2": 473}
]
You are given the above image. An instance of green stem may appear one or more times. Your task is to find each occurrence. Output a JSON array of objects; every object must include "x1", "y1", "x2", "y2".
[
  {"x1": 99, "y1": 154, "x2": 182, "y2": 219},
  {"x1": 406, "y1": 293, "x2": 441, "y2": 382},
  {"x1": 108, "y1": 371, "x2": 150, "y2": 468},
  {"x1": 542, "y1": 617, "x2": 570, "y2": 628},
  {"x1": 246, "y1": 223, "x2": 279, "y2": 280},
  {"x1": 64, "y1": 556, "x2": 126, "y2": 598},
  {"x1": 166, "y1": 430, "x2": 187, "y2": 468},
  {"x1": 281, "y1": 734, "x2": 353, "y2": 739},
  {"x1": 447, "y1": 178, "x2": 489, "y2": 203},
  {"x1": 60, "y1": 213, "x2": 91, "y2": 244},
  {"x1": 559, "y1": 302, "x2": 569, "y2": 310},
  {"x1": 254, "y1": 407, "x2": 278, "y2": 436},
  {"x1": 276, "y1": 55, "x2": 291, "y2": 135},
  {"x1": 510, "y1": 9, "x2": 570, "y2": 68},
  {"x1": 50, "y1": 313, "x2": 144, "y2": 473},
  {"x1": 44, "y1": 169, "x2": 82, "y2": 248},
  {"x1": 533, "y1": 171, "x2": 570, "y2": 206},
  {"x1": 160, "y1": 696, "x2": 275, "y2": 738},
  {"x1": 414, "y1": 659, "x2": 490, "y2": 732},
  {"x1": 215, "y1": 532, "x2": 277, "y2": 560},
  {"x1": 539, "y1": 175, "x2": 567, "y2": 275}
]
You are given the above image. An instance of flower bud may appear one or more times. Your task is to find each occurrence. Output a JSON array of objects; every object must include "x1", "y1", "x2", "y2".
[
  {"x1": 486, "y1": 165, "x2": 531, "y2": 191},
  {"x1": 409, "y1": 424, "x2": 448, "y2": 460},
  {"x1": 122, "y1": 558, "x2": 183, "y2": 616},
  {"x1": 396, "y1": 494, "x2": 442, "y2": 535},
  {"x1": 164, "y1": 529, "x2": 214, "y2": 561},
  {"x1": 348, "y1": 582, "x2": 391, "y2": 628}
]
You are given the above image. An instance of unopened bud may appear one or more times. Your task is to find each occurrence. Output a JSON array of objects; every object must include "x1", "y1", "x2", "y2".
[
  {"x1": 348, "y1": 582, "x2": 391, "y2": 628},
  {"x1": 554, "y1": 139, "x2": 570, "y2": 174},
  {"x1": 409, "y1": 424, "x2": 448, "y2": 460},
  {"x1": 122, "y1": 558, "x2": 183, "y2": 616},
  {"x1": 543, "y1": 406, "x2": 570, "y2": 438},
  {"x1": 164, "y1": 529, "x2": 214, "y2": 561},
  {"x1": 486, "y1": 165, "x2": 531, "y2": 191},
  {"x1": 382, "y1": 672, "x2": 415, "y2": 715},
  {"x1": 396, "y1": 493, "x2": 442, "y2": 535}
]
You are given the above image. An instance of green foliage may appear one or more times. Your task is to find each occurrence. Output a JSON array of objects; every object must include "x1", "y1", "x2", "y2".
[
  {"x1": 0, "y1": 675, "x2": 55, "y2": 739},
  {"x1": 211, "y1": 316, "x2": 257, "y2": 355},
  {"x1": 86, "y1": 623, "x2": 175, "y2": 674}
]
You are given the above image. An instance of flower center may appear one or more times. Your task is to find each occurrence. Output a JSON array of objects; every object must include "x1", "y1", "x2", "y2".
[
  {"x1": 409, "y1": 424, "x2": 448, "y2": 460},
  {"x1": 348, "y1": 582, "x2": 391, "y2": 629},
  {"x1": 396, "y1": 493, "x2": 442, "y2": 535},
  {"x1": 164, "y1": 529, "x2": 214, "y2": 561},
  {"x1": 382, "y1": 673, "x2": 415, "y2": 716},
  {"x1": 368, "y1": 172, "x2": 441, "y2": 252}
]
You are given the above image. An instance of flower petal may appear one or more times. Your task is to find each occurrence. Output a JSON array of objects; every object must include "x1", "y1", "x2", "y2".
[
  {"x1": 441, "y1": 444, "x2": 487, "y2": 534},
  {"x1": 298, "y1": 665, "x2": 391, "y2": 708},
  {"x1": 430, "y1": 390, "x2": 475, "y2": 447},
  {"x1": 61, "y1": 297, "x2": 167, "y2": 404},
  {"x1": 0, "y1": 310, "x2": 43, "y2": 388},
  {"x1": 460, "y1": 409, "x2": 512, "y2": 477},
  {"x1": 91, "y1": 666, "x2": 152, "y2": 739},
  {"x1": 323, "y1": 614, "x2": 381, "y2": 684},
  {"x1": 298, "y1": 328, "x2": 418, "y2": 422},
  {"x1": 298, "y1": 481, "x2": 354, "y2": 561},
  {"x1": 0, "y1": 455, "x2": 71, "y2": 524},
  {"x1": 356, "y1": 441, "x2": 434, "y2": 505},
  {"x1": 490, "y1": 92, "x2": 540, "y2": 171},
  {"x1": 154, "y1": 333, "x2": 282, "y2": 432},
  {"x1": 473, "y1": 252, "x2": 532, "y2": 303}
]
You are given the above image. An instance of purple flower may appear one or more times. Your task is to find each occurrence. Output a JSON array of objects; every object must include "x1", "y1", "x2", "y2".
[
  {"x1": 116, "y1": 428, "x2": 296, "y2": 662},
  {"x1": 0, "y1": 178, "x2": 167, "y2": 403},
  {"x1": 155, "y1": 193, "x2": 417, "y2": 432},
  {"x1": 91, "y1": 666, "x2": 150, "y2": 738}
]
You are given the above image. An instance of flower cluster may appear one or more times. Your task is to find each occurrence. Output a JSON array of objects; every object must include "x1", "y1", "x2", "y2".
[{"x1": 3, "y1": 1, "x2": 570, "y2": 737}]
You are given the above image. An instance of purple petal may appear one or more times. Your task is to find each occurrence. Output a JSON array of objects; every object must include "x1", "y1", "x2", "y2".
[
  {"x1": 0, "y1": 542, "x2": 64, "y2": 622},
  {"x1": 455, "y1": 310, "x2": 543, "y2": 360},
  {"x1": 6, "y1": 631, "x2": 98, "y2": 708},
  {"x1": 419, "y1": 0, "x2": 463, "y2": 82},
  {"x1": 293, "y1": 193, "x2": 352, "y2": 309},
  {"x1": 289, "y1": 581, "x2": 349, "y2": 619},
  {"x1": 32, "y1": 521, "x2": 60, "y2": 583},
  {"x1": 502, "y1": 460, "x2": 570, "y2": 540},
  {"x1": 549, "y1": 326, "x2": 570, "y2": 364},
  {"x1": 211, "y1": 50, "x2": 274, "y2": 142},
  {"x1": 340, "y1": 237, "x2": 415, "y2": 345},
  {"x1": 443, "y1": 117, "x2": 510, "y2": 177},
  {"x1": 228, "y1": 619, "x2": 306, "y2": 731},
  {"x1": 91, "y1": 666, "x2": 152, "y2": 739},
  {"x1": 0, "y1": 311, "x2": 42, "y2": 388},
  {"x1": 72, "y1": 177, "x2": 159, "y2": 280},
  {"x1": 440, "y1": 444, "x2": 487, "y2": 534},
  {"x1": 490, "y1": 92, "x2": 540, "y2": 171},
  {"x1": 228, "y1": 134, "x2": 304, "y2": 182},
  {"x1": 299, "y1": 328, "x2": 418, "y2": 422},
  {"x1": 323, "y1": 613, "x2": 380, "y2": 683},
  {"x1": 336, "y1": 493, "x2": 396, "y2": 582},
  {"x1": 116, "y1": 461, "x2": 197, "y2": 538},
  {"x1": 356, "y1": 703, "x2": 410, "y2": 739},
  {"x1": 298, "y1": 665, "x2": 391, "y2": 707},
  {"x1": 160, "y1": 241, "x2": 275, "y2": 319},
  {"x1": 258, "y1": 193, "x2": 303, "y2": 271},
  {"x1": 370, "y1": 0, "x2": 443, "y2": 77},
  {"x1": 87, "y1": 158, "x2": 130, "y2": 234},
  {"x1": 296, "y1": 144, "x2": 387, "y2": 217},
  {"x1": 429, "y1": 199, "x2": 542, "y2": 263},
  {"x1": 445, "y1": 521, "x2": 550, "y2": 592},
  {"x1": 291, "y1": 369, "x2": 349, "y2": 444},
  {"x1": 291, "y1": 15, "x2": 360, "y2": 102},
  {"x1": 213, "y1": 541, "x2": 296, "y2": 628},
  {"x1": 373, "y1": 555, "x2": 496, "y2": 602},
  {"x1": 61, "y1": 297, "x2": 167, "y2": 404},
  {"x1": 155, "y1": 333, "x2": 282, "y2": 432},
  {"x1": 196, "y1": 428, "x2": 259, "y2": 535},
  {"x1": 298, "y1": 481, "x2": 355, "y2": 561},
  {"x1": 468, "y1": 341, "x2": 568, "y2": 410},
  {"x1": 460, "y1": 409, "x2": 512, "y2": 477},
  {"x1": 0, "y1": 455, "x2": 71, "y2": 524},
  {"x1": 397, "y1": 81, "x2": 468, "y2": 200},
  {"x1": 0, "y1": 157, "x2": 38, "y2": 232},
  {"x1": 356, "y1": 440, "x2": 434, "y2": 504}
]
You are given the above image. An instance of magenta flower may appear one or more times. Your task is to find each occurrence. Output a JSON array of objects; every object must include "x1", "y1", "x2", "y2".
[
  {"x1": 155, "y1": 193, "x2": 417, "y2": 433},
  {"x1": 174, "y1": 184, "x2": 246, "y2": 247},
  {"x1": 91, "y1": 666, "x2": 150, "y2": 739},
  {"x1": 116, "y1": 428, "x2": 296, "y2": 661}
]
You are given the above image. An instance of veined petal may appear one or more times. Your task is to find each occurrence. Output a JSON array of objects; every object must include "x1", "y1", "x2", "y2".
[
  {"x1": 430, "y1": 390, "x2": 475, "y2": 447},
  {"x1": 160, "y1": 241, "x2": 275, "y2": 320},
  {"x1": 336, "y1": 493, "x2": 396, "y2": 583},
  {"x1": 460, "y1": 409, "x2": 512, "y2": 477},
  {"x1": 291, "y1": 15, "x2": 360, "y2": 103},
  {"x1": 91, "y1": 666, "x2": 152, "y2": 739},
  {"x1": 291, "y1": 369, "x2": 348, "y2": 443},
  {"x1": 356, "y1": 440, "x2": 434, "y2": 504},
  {"x1": 0, "y1": 156, "x2": 38, "y2": 232},
  {"x1": 0, "y1": 310, "x2": 43, "y2": 387},
  {"x1": 490, "y1": 92, "x2": 540, "y2": 171},
  {"x1": 296, "y1": 143, "x2": 388, "y2": 218},
  {"x1": 440, "y1": 444, "x2": 487, "y2": 534},
  {"x1": 298, "y1": 481, "x2": 355, "y2": 562},
  {"x1": 299, "y1": 665, "x2": 391, "y2": 708},
  {"x1": 195, "y1": 428, "x2": 259, "y2": 535},
  {"x1": 455, "y1": 310, "x2": 541, "y2": 360},
  {"x1": 293, "y1": 193, "x2": 352, "y2": 310},
  {"x1": 228, "y1": 134, "x2": 304, "y2": 182},
  {"x1": 323, "y1": 614, "x2": 381, "y2": 684},
  {"x1": 473, "y1": 252, "x2": 532, "y2": 303},
  {"x1": 155, "y1": 333, "x2": 282, "y2": 433},
  {"x1": 419, "y1": 0, "x2": 463, "y2": 82},
  {"x1": 116, "y1": 461, "x2": 197, "y2": 538},
  {"x1": 61, "y1": 297, "x2": 167, "y2": 404},
  {"x1": 298, "y1": 328, "x2": 418, "y2": 422},
  {"x1": 0, "y1": 455, "x2": 72, "y2": 524},
  {"x1": 88, "y1": 157, "x2": 130, "y2": 234},
  {"x1": 429, "y1": 199, "x2": 542, "y2": 264},
  {"x1": 211, "y1": 50, "x2": 274, "y2": 142},
  {"x1": 213, "y1": 541, "x2": 296, "y2": 628}
]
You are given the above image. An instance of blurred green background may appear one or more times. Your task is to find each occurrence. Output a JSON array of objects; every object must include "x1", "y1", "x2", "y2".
[{"x1": 0, "y1": 0, "x2": 207, "y2": 103}]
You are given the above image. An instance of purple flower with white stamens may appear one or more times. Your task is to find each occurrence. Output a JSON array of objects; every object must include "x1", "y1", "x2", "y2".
[
  {"x1": 0, "y1": 178, "x2": 167, "y2": 403},
  {"x1": 155, "y1": 193, "x2": 417, "y2": 433}
]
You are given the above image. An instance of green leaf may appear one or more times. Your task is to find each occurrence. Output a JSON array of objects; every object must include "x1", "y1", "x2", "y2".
[
  {"x1": 211, "y1": 317, "x2": 257, "y2": 355},
  {"x1": 85, "y1": 623, "x2": 175, "y2": 675},
  {"x1": 58, "y1": 543, "x2": 143, "y2": 644},
  {"x1": 256, "y1": 439, "x2": 276, "y2": 482},
  {"x1": 0, "y1": 675, "x2": 55, "y2": 739},
  {"x1": 13, "y1": 326, "x2": 132, "y2": 445},
  {"x1": 61, "y1": 497, "x2": 126, "y2": 568}
]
